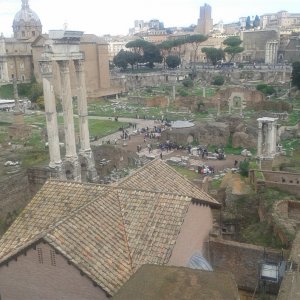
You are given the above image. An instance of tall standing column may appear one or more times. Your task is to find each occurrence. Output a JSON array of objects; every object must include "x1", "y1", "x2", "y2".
[
  {"x1": 74, "y1": 59, "x2": 98, "y2": 182},
  {"x1": 257, "y1": 121, "x2": 263, "y2": 156},
  {"x1": 57, "y1": 60, "x2": 81, "y2": 181},
  {"x1": 40, "y1": 60, "x2": 64, "y2": 178}
]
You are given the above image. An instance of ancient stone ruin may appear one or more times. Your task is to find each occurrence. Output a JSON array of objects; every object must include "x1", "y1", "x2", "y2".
[
  {"x1": 257, "y1": 117, "x2": 278, "y2": 158},
  {"x1": 39, "y1": 30, "x2": 97, "y2": 182}
]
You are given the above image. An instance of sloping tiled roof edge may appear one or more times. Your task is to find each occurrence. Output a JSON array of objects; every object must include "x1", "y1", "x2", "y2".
[
  {"x1": 117, "y1": 158, "x2": 221, "y2": 207},
  {"x1": 0, "y1": 236, "x2": 45, "y2": 266}
]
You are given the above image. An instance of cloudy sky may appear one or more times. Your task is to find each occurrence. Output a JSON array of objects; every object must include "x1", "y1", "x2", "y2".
[{"x1": 0, "y1": 0, "x2": 299, "y2": 37}]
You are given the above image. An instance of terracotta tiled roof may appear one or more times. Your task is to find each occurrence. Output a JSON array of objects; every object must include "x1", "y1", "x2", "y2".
[
  {"x1": 0, "y1": 180, "x2": 192, "y2": 295},
  {"x1": 117, "y1": 188, "x2": 191, "y2": 271},
  {"x1": 118, "y1": 159, "x2": 220, "y2": 207}
]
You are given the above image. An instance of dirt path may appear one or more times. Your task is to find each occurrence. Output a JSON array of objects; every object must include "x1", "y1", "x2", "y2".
[{"x1": 91, "y1": 117, "x2": 245, "y2": 175}]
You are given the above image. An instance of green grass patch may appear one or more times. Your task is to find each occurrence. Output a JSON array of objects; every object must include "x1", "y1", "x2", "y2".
[
  {"x1": 0, "y1": 84, "x2": 13, "y2": 99},
  {"x1": 260, "y1": 188, "x2": 296, "y2": 212},
  {"x1": 240, "y1": 221, "x2": 286, "y2": 249},
  {"x1": 88, "y1": 120, "x2": 126, "y2": 138},
  {"x1": 21, "y1": 149, "x2": 49, "y2": 167},
  {"x1": 211, "y1": 178, "x2": 222, "y2": 190}
]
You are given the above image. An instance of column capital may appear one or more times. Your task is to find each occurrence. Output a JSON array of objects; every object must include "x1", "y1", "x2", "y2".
[
  {"x1": 39, "y1": 60, "x2": 53, "y2": 78},
  {"x1": 74, "y1": 59, "x2": 85, "y2": 72},
  {"x1": 57, "y1": 60, "x2": 70, "y2": 73}
]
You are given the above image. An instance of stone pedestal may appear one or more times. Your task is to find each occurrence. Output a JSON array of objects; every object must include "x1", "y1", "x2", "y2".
[{"x1": 58, "y1": 60, "x2": 81, "y2": 181}]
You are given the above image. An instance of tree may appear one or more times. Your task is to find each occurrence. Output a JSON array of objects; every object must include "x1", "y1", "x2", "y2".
[
  {"x1": 113, "y1": 49, "x2": 128, "y2": 70},
  {"x1": 166, "y1": 55, "x2": 181, "y2": 69},
  {"x1": 246, "y1": 16, "x2": 251, "y2": 29},
  {"x1": 125, "y1": 39, "x2": 148, "y2": 56},
  {"x1": 292, "y1": 61, "x2": 300, "y2": 89},
  {"x1": 158, "y1": 40, "x2": 174, "y2": 68},
  {"x1": 253, "y1": 15, "x2": 260, "y2": 28},
  {"x1": 126, "y1": 51, "x2": 142, "y2": 70},
  {"x1": 186, "y1": 34, "x2": 208, "y2": 67},
  {"x1": 201, "y1": 47, "x2": 225, "y2": 66},
  {"x1": 223, "y1": 36, "x2": 244, "y2": 62},
  {"x1": 143, "y1": 43, "x2": 162, "y2": 68},
  {"x1": 29, "y1": 82, "x2": 43, "y2": 102}
]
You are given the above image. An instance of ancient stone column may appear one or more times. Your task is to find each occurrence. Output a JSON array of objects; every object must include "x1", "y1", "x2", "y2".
[
  {"x1": 217, "y1": 98, "x2": 221, "y2": 116},
  {"x1": 257, "y1": 121, "x2": 263, "y2": 156},
  {"x1": 40, "y1": 60, "x2": 64, "y2": 177},
  {"x1": 269, "y1": 121, "x2": 277, "y2": 155},
  {"x1": 58, "y1": 60, "x2": 81, "y2": 181},
  {"x1": 74, "y1": 59, "x2": 98, "y2": 182}
]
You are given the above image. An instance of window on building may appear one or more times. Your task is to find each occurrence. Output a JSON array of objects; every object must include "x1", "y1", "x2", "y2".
[
  {"x1": 37, "y1": 247, "x2": 43, "y2": 264},
  {"x1": 22, "y1": 31, "x2": 25, "y2": 37},
  {"x1": 50, "y1": 249, "x2": 56, "y2": 266},
  {"x1": 32, "y1": 31, "x2": 35, "y2": 36}
]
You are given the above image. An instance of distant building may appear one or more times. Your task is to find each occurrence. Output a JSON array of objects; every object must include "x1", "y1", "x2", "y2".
[
  {"x1": 0, "y1": 0, "x2": 118, "y2": 99},
  {"x1": 261, "y1": 11, "x2": 300, "y2": 31},
  {"x1": 195, "y1": 3, "x2": 213, "y2": 35},
  {"x1": 129, "y1": 19, "x2": 164, "y2": 35},
  {"x1": 241, "y1": 30, "x2": 279, "y2": 63}
]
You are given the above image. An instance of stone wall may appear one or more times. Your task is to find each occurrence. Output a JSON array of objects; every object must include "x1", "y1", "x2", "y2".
[
  {"x1": 110, "y1": 69, "x2": 291, "y2": 92},
  {"x1": 208, "y1": 238, "x2": 282, "y2": 292},
  {"x1": 212, "y1": 86, "x2": 265, "y2": 112},
  {"x1": 0, "y1": 172, "x2": 31, "y2": 233},
  {"x1": 258, "y1": 170, "x2": 300, "y2": 197},
  {"x1": 161, "y1": 122, "x2": 229, "y2": 146}
]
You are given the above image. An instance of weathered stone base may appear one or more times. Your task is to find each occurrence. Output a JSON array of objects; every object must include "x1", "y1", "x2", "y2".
[
  {"x1": 79, "y1": 150, "x2": 99, "y2": 183},
  {"x1": 64, "y1": 157, "x2": 81, "y2": 181}
]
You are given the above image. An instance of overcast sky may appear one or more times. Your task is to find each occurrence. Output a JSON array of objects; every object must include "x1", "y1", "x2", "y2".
[{"x1": 0, "y1": 0, "x2": 299, "y2": 37}]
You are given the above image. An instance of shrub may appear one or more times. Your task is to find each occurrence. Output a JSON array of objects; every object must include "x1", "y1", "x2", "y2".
[
  {"x1": 182, "y1": 78, "x2": 193, "y2": 88},
  {"x1": 256, "y1": 84, "x2": 275, "y2": 95},
  {"x1": 179, "y1": 89, "x2": 189, "y2": 97},
  {"x1": 239, "y1": 159, "x2": 250, "y2": 177},
  {"x1": 212, "y1": 75, "x2": 224, "y2": 86}
]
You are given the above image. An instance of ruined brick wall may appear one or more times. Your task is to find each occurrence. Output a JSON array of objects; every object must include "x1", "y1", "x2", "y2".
[
  {"x1": 93, "y1": 145, "x2": 138, "y2": 180},
  {"x1": 212, "y1": 87, "x2": 265, "y2": 111},
  {"x1": 261, "y1": 170, "x2": 300, "y2": 197},
  {"x1": 0, "y1": 172, "x2": 30, "y2": 227},
  {"x1": 27, "y1": 167, "x2": 52, "y2": 198},
  {"x1": 208, "y1": 238, "x2": 282, "y2": 291}
]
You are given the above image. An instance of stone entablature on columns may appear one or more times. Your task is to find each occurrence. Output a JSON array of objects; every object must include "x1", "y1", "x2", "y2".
[{"x1": 40, "y1": 30, "x2": 99, "y2": 182}]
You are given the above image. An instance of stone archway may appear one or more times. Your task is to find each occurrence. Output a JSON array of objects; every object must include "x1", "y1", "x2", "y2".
[
  {"x1": 228, "y1": 92, "x2": 245, "y2": 113},
  {"x1": 187, "y1": 134, "x2": 194, "y2": 143}
]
